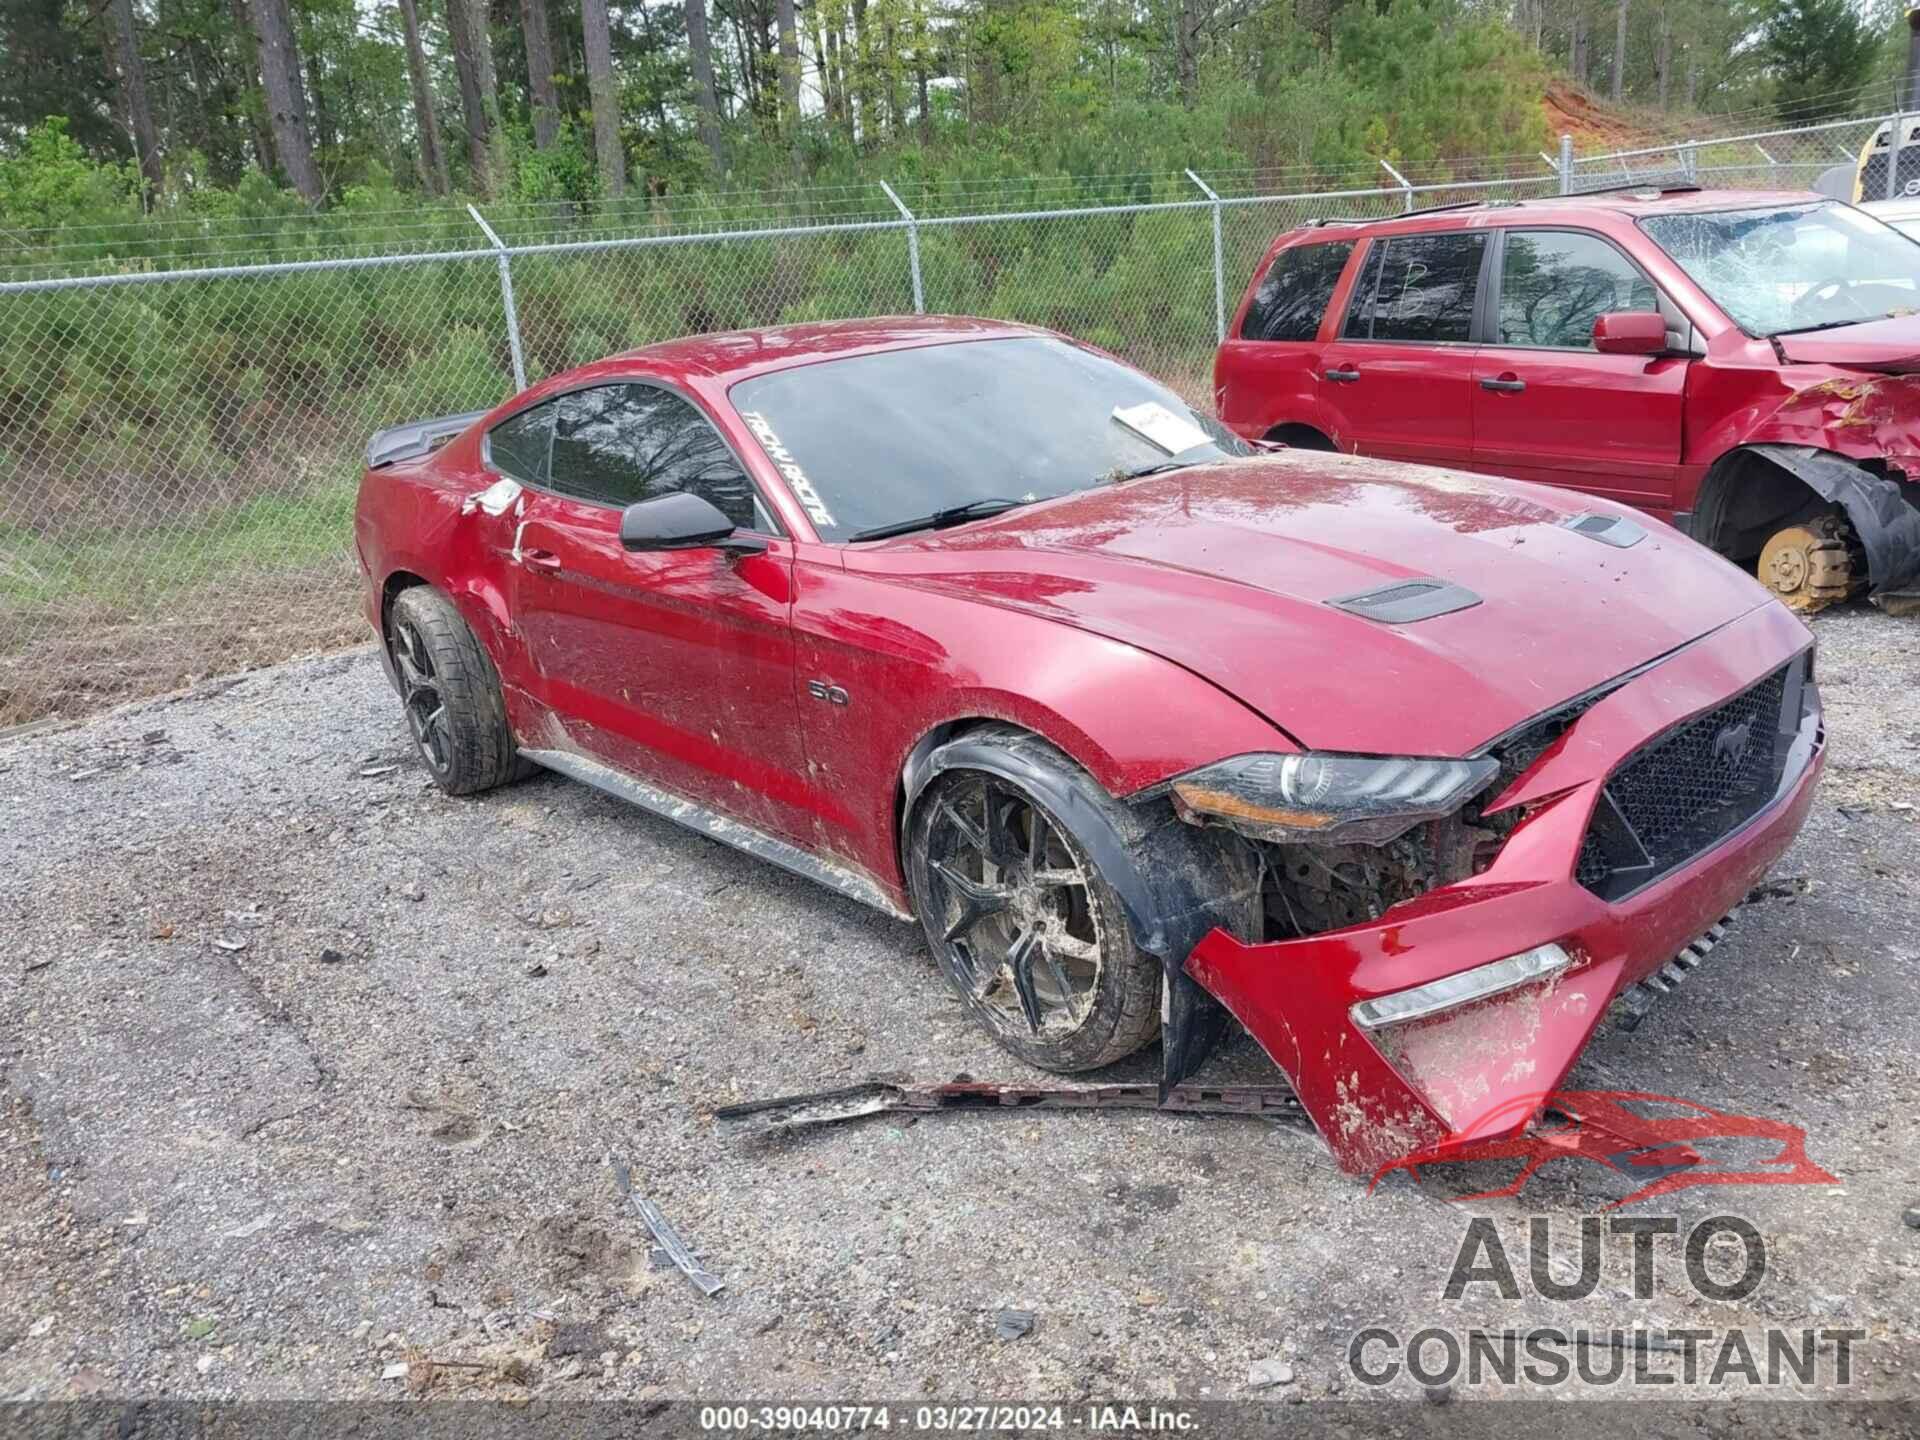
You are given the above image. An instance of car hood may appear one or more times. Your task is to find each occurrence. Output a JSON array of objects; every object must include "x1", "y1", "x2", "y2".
[
  {"x1": 861, "y1": 453, "x2": 1773, "y2": 757},
  {"x1": 1773, "y1": 313, "x2": 1920, "y2": 372}
]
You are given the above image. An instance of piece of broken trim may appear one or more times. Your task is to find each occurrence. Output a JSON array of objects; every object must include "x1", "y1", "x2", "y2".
[
  {"x1": 609, "y1": 1156, "x2": 724, "y2": 1297},
  {"x1": 1611, "y1": 917, "x2": 1732, "y2": 1032},
  {"x1": 713, "y1": 1079, "x2": 1308, "y2": 1138}
]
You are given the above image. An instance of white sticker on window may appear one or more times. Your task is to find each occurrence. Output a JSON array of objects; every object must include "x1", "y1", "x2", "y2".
[
  {"x1": 1111, "y1": 402, "x2": 1211, "y2": 456},
  {"x1": 740, "y1": 410, "x2": 836, "y2": 529}
]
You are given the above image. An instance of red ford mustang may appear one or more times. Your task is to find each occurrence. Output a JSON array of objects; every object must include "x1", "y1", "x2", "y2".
[{"x1": 353, "y1": 316, "x2": 1824, "y2": 1175}]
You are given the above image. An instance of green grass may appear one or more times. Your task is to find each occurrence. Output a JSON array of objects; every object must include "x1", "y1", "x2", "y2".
[{"x1": 0, "y1": 481, "x2": 357, "y2": 613}]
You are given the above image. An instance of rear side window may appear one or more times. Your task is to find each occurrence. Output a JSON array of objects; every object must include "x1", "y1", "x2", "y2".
[
  {"x1": 1342, "y1": 231, "x2": 1486, "y2": 344},
  {"x1": 488, "y1": 401, "x2": 555, "y2": 482},
  {"x1": 1496, "y1": 230, "x2": 1656, "y2": 348},
  {"x1": 1241, "y1": 241, "x2": 1355, "y2": 341},
  {"x1": 548, "y1": 383, "x2": 765, "y2": 531}
]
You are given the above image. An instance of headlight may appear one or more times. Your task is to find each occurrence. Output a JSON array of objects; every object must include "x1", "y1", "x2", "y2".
[
  {"x1": 1169, "y1": 752, "x2": 1500, "y2": 845},
  {"x1": 1350, "y1": 943, "x2": 1572, "y2": 1030}
]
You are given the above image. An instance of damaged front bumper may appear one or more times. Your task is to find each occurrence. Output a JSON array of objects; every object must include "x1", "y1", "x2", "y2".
[{"x1": 1185, "y1": 601, "x2": 1824, "y2": 1176}]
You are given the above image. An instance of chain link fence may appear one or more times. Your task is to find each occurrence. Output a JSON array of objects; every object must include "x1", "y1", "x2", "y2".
[{"x1": 0, "y1": 111, "x2": 1900, "y2": 727}]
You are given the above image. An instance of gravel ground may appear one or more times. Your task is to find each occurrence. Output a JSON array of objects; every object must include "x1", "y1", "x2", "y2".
[{"x1": 0, "y1": 604, "x2": 1916, "y2": 1411}]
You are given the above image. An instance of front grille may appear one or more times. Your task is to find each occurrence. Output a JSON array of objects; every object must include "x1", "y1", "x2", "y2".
[{"x1": 1576, "y1": 664, "x2": 1796, "y2": 901}]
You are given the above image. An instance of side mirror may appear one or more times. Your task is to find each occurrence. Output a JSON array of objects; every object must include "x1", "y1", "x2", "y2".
[
  {"x1": 1592, "y1": 311, "x2": 1668, "y2": 355},
  {"x1": 619, "y1": 491, "x2": 767, "y2": 556}
]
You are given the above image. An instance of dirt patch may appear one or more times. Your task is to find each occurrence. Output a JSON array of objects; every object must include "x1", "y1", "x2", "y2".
[
  {"x1": 0, "y1": 562, "x2": 366, "y2": 729},
  {"x1": 1543, "y1": 81, "x2": 1665, "y2": 153}
]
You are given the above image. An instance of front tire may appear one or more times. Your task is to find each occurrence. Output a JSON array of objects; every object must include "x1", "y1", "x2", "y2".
[
  {"x1": 905, "y1": 730, "x2": 1163, "y2": 1072},
  {"x1": 385, "y1": 586, "x2": 530, "y2": 795}
]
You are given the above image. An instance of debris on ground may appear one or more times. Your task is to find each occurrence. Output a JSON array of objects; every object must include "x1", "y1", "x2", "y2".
[
  {"x1": 1745, "y1": 876, "x2": 1814, "y2": 904},
  {"x1": 610, "y1": 1156, "x2": 724, "y2": 1297},
  {"x1": 713, "y1": 1079, "x2": 1307, "y2": 1138},
  {"x1": 1247, "y1": 1357, "x2": 1294, "y2": 1388},
  {"x1": 547, "y1": 1323, "x2": 609, "y2": 1358},
  {"x1": 359, "y1": 765, "x2": 399, "y2": 779},
  {"x1": 1904, "y1": 1206, "x2": 1920, "y2": 1229},
  {"x1": 994, "y1": 1309, "x2": 1036, "y2": 1341}
]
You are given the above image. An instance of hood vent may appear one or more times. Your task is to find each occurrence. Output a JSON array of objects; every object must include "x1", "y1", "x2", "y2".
[
  {"x1": 1326, "y1": 577, "x2": 1482, "y2": 624},
  {"x1": 1562, "y1": 512, "x2": 1646, "y2": 548}
]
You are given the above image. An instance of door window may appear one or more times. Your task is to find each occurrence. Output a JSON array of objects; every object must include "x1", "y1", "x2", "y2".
[
  {"x1": 1342, "y1": 232, "x2": 1486, "y2": 343},
  {"x1": 548, "y1": 384, "x2": 768, "y2": 532},
  {"x1": 487, "y1": 400, "x2": 556, "y2": 482},
  {"x1": 1496, "y1": 230, "x2": 1657, "y2": 348},
  {"x1": 1241, "y1": 241, "x2": 1356, "y2": 341}
]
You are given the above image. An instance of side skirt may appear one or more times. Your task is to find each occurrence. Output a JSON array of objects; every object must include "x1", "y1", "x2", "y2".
[{"x1": 519, "y1": 747, "x2": 914, "y2": 923}]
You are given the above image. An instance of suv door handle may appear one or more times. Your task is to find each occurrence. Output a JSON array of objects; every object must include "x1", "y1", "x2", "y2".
[
  {"x1": 521, "y1": 548, "x2": 562, "y2": 572},
  {"x1": 1324, "y1": 367, "x2": 1361, "y2": 383},
  {"x1": 1480, "y1": 375, "x2": 1527, "y2": 393}
]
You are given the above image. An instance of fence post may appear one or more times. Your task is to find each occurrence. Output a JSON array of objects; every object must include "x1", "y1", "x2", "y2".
[
  {"x1": 1889, "y1": 111, "x2": 1906, "y2": 200},
  {"x1": 1559, "y1": 133, "x2": 1574, "y2": 195},
  {"x1": 1379, "y1": 158, "x2": 1414, "y2": 213},
  {"x1": 878, "y1": 181, "x2": 925, "y2": 314},
  {"x1": 1185, "y1": 169, "x2": 1226, "y2": 344},
  {"x1": 468, "y1": 205, "x2": 527, "y2": 391}
]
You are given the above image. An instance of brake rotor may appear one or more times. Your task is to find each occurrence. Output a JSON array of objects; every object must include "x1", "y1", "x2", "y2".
[{"x1": 1758, "y1": 516, "x2": 1860, "y2": 613}]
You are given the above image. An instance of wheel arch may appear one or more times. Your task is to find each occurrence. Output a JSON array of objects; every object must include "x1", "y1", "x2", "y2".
[
  {"x1": 373, "y1": 570, "x2": 431, "y2": 687},
  {"x1": 379, "y1": 568, "x2": 430, "y2": 630},
  {"x1": 376, "y1": 562, "x2": 515, "y2": 670},
  {"x1": 1263, "y1": 421, "x2": 1337, "y2": 451},
  {"x1": 1691, "y1": 447, "x2": 1832, "y2": 564},
  {"x1": 894, "y1": 716, "x2": 1261, "y2": 1092},
  {"x1": 1695, "y1": 443, "x2": 1920, "y2": 592}
]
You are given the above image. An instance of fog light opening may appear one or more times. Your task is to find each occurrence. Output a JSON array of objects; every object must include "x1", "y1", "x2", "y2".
[{"x1": 1350, "y1": 943, "x2": 1573, "y2": 1031}]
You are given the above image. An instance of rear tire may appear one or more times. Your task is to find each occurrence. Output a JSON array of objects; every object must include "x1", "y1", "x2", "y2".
[
  {"x1": 385, "y1": 586, "x2": 531, "y2": 795},
  {"x1": 905, "y1": 728, "x2": 1163, "y2": 1073}
]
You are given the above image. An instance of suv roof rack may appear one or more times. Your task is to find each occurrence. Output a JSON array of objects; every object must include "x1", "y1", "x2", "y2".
[
  {"x1": 1305, "y1": 196, "x2": 1519, "y2": 227},
  {"x1": 1560, "y1": 174, "x2": 1700, "y2": 198},
  {"x1": 1299, "y1": 175, "x2": 1702, "y2": 229}
]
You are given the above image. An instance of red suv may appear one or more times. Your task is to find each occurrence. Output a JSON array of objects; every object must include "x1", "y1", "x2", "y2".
[{"x1": 1214, "y1": 186, "x2": 1920, "y2": 612}]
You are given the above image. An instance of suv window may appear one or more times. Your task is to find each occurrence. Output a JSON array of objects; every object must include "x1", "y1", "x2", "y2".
[
  {"x1": 1497, "y1": 230, "x2": 1656, "y2": 348},
  {"x1": 1342, "y1": 231, "x2": 1486, "y2": 343},
  {"x1": 487, "y1": 400, "x2": 555, "y2": 482},
  {"x1": 1241, "y1": 241, "x2": 1355, "y2": 342},
  {"x1": 548, "y1": 384, "x2": 766, "y2": 532}
]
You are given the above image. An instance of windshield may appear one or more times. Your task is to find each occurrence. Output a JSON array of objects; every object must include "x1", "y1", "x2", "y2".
[
  {"x1": 726, "y1": 336, "x2": 1250, "y2": 542},
  {"x1": 1639, "y1": 202, "x2": 1920, "y2": 337}
]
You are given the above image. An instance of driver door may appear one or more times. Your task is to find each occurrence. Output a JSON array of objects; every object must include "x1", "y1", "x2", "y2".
[
  {"x1": 1470, "y1": 228, "x2": 1686, "y2": 509},
  {"x1": 495, "y1": 382, "x2": 816, "y2": 846}
]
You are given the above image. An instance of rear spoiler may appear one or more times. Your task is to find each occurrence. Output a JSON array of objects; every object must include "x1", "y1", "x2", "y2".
[{"x1": 365, "y1": 410, "x2": 490, "y2": 469}]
